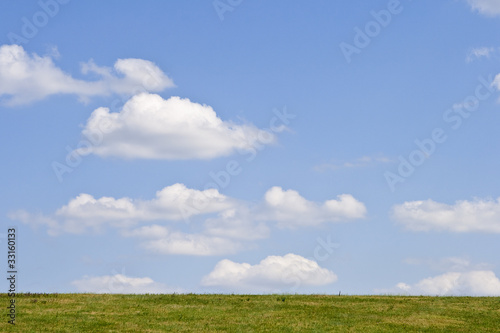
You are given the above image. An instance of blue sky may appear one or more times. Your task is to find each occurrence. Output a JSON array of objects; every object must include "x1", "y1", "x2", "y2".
[{"x1": 1, "y1": 0, "x2": 500, "y2": 295}]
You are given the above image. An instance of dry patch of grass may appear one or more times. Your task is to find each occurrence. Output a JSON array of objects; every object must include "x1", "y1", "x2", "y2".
[{"x1": 383, "y1": 313, "x2": 465, "y2": 328}]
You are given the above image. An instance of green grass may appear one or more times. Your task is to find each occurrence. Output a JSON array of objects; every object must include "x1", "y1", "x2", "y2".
[{"x1": 1, "y1": 293, "x2": 499, "y2": 332}]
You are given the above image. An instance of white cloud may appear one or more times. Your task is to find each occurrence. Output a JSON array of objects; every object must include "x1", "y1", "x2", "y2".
[
  {"x1": 79, "y1": 93, "x2": 275, "y2": 160},
  {"x1": 262, "y1": 186, "x2": 366, "y2": 227},
  {"x1": 381, "y1": 271, "x2": 500, "y2": 296},
  {"x1": 11, "y1": 184, "x2": 365, "y2": 235},
  {"x1": 392, "y1": 198, "x2": 500, "y2": 233},
  {"x1": 466, "y1": 47, "x2": 497, "y2": 62},
  {"x1": 124, "y1": 225, "x2": 240, "y2": 256},
  {"x1": 194, "y1": 186, "x2": 366, "y2": 235},
  {"x1": 0, "y1": 44, "x2": 173, "y2": 105},
  {"x1": 201, "y1": 254, "x2": 337, "y2": 293},
  {"x1": 7, "y1": 210, "x2": 59, "y2": 233},
  {"x1": 71, "y1": 274, "x2": 181, "y2": 294},
  {"x1": 9, "y1": 183, "x2": 233, "y2": 235},
  {"x1": 466, "y1": 0, "x2": 500, "y2": 16},
  {"x1": 494, "y1": 73, "x2": 500, "y2": 91}
]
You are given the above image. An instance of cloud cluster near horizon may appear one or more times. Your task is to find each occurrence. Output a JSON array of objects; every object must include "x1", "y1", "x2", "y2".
[
  {"x1": 72, "y1": 274, "x2": 182, "y2": 294},
  {"x1": 71, "y1": 253, "x2": 337, "y2": 294},
  {"x1": 380, "y1": 270, "x2": 500, "y2": 296},
  {"x1": 201, "y1": 254, "x2": 338, "y2": 293},
  {"x1": 10, "y1": 184, "x2": 366, "y2": 255}
]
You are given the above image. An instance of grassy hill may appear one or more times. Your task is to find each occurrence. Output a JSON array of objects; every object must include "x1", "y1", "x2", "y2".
[{"x1": 1, "y1": 293, "x2": 499, "y2": 332}]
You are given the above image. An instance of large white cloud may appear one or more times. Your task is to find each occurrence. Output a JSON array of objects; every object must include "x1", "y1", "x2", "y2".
[
  {"x1": 466, "y1": 0, "x2": 500, "y2": 16},
  {"x1": 392, "y1": 198, "x2": 500, "y2": 233},
  {"x1": 79, "y1": 93, "x2": 275, "y2": 160},
  {"x1": 0, "y1": 44, "x2": 173, "y2": 105},
  {"x1": 201, "y1": 254, "x2": 337, "y2": 293},
  {"x1": 381, "y1": 271, "x2": 500, "y2": 296},
  {"x1": 72, "y1": 274, "x2": 181, "y2": 294},
  {"x1": 262, "y1": 186, "x2": 366, "y2": 227}
]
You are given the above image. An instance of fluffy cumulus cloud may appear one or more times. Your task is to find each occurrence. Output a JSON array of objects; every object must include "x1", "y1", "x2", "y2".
[
  {"x1": 72, "y1": 274, "x2": 182, "y2": 294},
  {"x1": 392, "y1": 198, "x2": 500, "y2": 233},
  {"x1": 201, "y1": 254, "x2": 337, "y2": 293},
  {"x1": 9, "y1": 183, "x2": 234, "y2": 235},
  {"x1": 79, "y1": 93, "x2": 276, "y2": 160},
  {"x1": 382, "y1": 271, "x2": 500, "y2": 296},
  {"x1": 0, "y1": 44, "x2": 173, "y2": 105},
  {"x1": 466, "y1": 0, "x2": 500, "y2": 16},
  {"x1": 262, "y1": 186, "x2": 366, "y2": 227}
]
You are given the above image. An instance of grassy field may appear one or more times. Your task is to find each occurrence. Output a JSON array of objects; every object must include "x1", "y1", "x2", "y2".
[{"x1": 1, "y1": 293, "x2": 499, "y2": 332}]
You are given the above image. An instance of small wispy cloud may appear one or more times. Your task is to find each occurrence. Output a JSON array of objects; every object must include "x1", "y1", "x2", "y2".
[
  {"x1": 314, "y1": 155, "x2": 393, "y2": 172},
  {"x1": 122, "y1": 225, "x2": 242, "y2": 256},
  {"x1": 402, "y1": 256, "x2": 494, "y2": 272},
  {"x1": 466, "y1": 47, "x2": 499, "y2": 62},
  {"x1": 466, "y1": 0, "x2": 500, "y2": 17}
]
